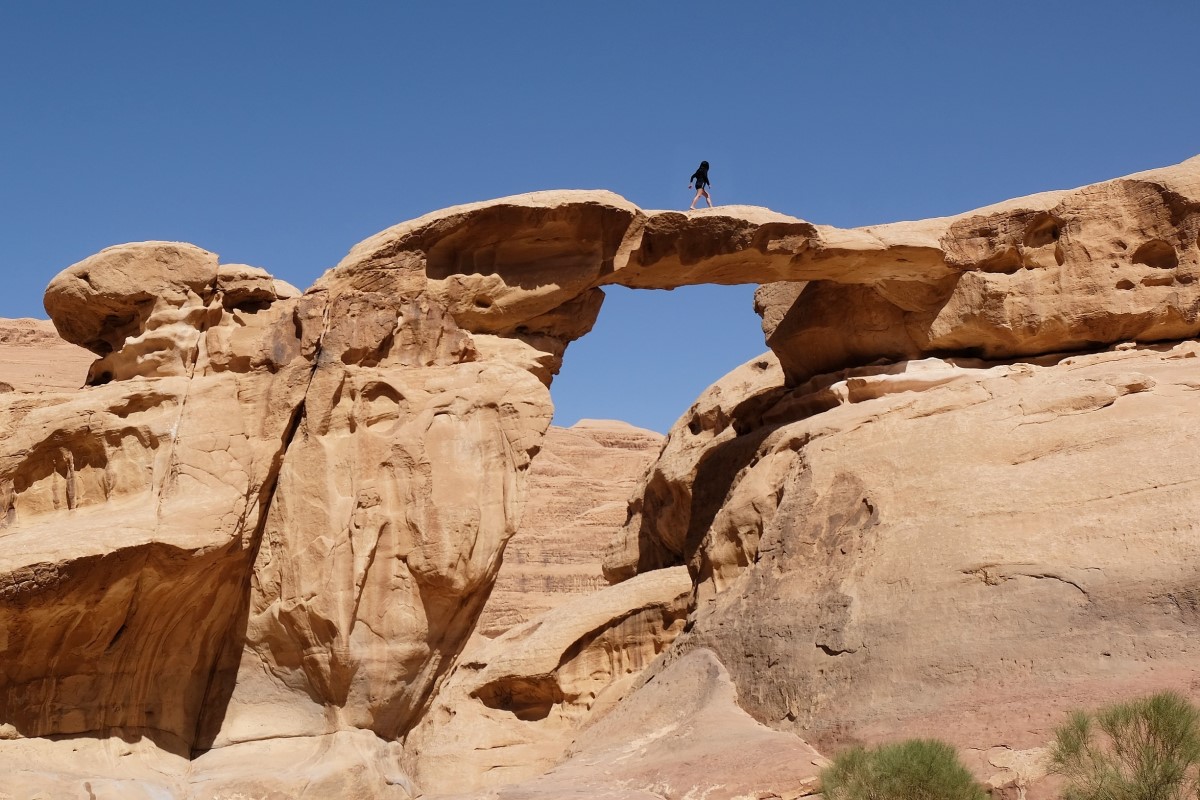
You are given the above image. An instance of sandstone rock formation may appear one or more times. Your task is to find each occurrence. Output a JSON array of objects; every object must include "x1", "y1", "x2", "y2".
[
  {"x1": 478, "y1": 419, "x2": 663, "y2": 638},
  {"x1": 1, "y1": 155, "x2": 1198, "y2": 797},
  {"x1": 430, "y1": 649, "x2": 827, "y2": 800},
  {"x1": 0, "y1": 318, "x2": 91, "y2": 392},
  {"x1": 405, "y1": 567, "x2": 691, "y2": 795},
  {"x1": 615, "y1": 341, "x2": 1200, "y2": 797},
  {"x1": 5, "y1": 244, "x2": 314, "y2": 755}
]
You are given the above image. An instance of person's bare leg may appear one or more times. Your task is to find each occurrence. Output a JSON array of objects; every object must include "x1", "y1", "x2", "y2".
[
  {"x1": 690, "y1": 188, "x2": 702, "y2": 209},
  {"x1": 703, "y1": 188, "x2": 713, "y2": 207}
]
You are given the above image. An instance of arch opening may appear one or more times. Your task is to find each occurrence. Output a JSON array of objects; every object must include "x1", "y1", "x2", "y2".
[{"x1": 551, "y1": 284, "x2": 767, "y2": 434}]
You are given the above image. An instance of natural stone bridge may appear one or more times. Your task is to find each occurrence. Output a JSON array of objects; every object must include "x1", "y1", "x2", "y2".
[{"x1": 1, "y1": 156, "x2": 1197, "y2": 791}]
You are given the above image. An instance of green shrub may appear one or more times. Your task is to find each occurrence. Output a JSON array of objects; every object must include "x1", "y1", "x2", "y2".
[
  {"x1": 1050, "y1": 691, "x2": 1200, "y2": 800},
  {"x1": 821, "y1": 738, "x2": 986, "y2": 800}
]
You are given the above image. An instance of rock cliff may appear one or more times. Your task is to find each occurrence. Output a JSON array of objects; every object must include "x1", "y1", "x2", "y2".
[{"x1": 0, "y1": 156, "x2": 1198, "y2": 797}]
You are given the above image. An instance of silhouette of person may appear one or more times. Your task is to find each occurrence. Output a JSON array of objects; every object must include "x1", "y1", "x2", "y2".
[{"x1": 689, "y1": 161, "x2": 713, "y2": 209}]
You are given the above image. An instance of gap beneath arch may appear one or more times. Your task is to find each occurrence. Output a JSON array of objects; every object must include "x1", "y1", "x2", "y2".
[{"x1": 550, "y1": 283, "x2": 767, "y2": 434}]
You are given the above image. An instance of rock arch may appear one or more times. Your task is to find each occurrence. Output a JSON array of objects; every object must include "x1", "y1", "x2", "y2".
[{"x1": 4, "y1": 155, "x2": 1199, "y2": 758}]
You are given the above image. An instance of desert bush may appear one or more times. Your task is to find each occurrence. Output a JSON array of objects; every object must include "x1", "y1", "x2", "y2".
[
  {"x1": 821, "y1": 738, "x2": 986, "y2": 800},
  {"x1": 1050, "y1": 691, "x2": 1200, "y2": 800}
]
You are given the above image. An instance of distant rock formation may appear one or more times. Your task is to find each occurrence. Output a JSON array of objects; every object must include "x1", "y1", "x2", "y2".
[
  {"x1": 1, "y1": 155, "x2": 1198, "y2": 797},
  {"x1": 477, "y1": 419, "x2": 663, "y2": 638},
  {"x1": 0, "y1": 317, "x2": 91, "y2": 392}
]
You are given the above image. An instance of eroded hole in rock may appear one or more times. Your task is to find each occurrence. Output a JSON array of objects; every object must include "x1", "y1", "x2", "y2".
[
  {"x1": 1023, "y1": 213, "x2": 1063, "y2": 248},
  {"x1": 231, "y1": 299, "x2": 272, "y2": 315},
  {"x1": 1132, "y1": 239, "x2": 1179, "y2": 270},
  {"x1": 359, "y1": 381, "x2": 406, "y2": 431},
  {"x1": 1116, "y1": 279, "x2": 1135, "y2": 290},
  {"x1": 472, "y1": 676, "x2": 563, "y2": 721},
  {"x1": 106, "y1": 622, "x2": 128, "y2": 651},
  {"x1": 977, "y1": 248, "x2": 1022, "y2": 274}
]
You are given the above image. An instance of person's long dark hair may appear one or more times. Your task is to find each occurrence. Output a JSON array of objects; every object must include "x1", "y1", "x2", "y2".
[{"x1": 699, "y1": 160, "x2": 709, "y2": 170}]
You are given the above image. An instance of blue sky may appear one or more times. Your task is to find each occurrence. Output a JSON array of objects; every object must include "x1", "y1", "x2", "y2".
[{"x1": 2, "y1": 2, "x2": 1197, "y2": 432}]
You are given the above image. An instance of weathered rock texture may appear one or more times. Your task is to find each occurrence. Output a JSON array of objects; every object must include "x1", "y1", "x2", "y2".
[
  {"x1": 5, "y1": 245, "x2": 313, "y2": 755},
  {"x1": 477, "y1": 419, "x2": 663, "y2": 638},
  {"x1": 405, "y1": 567, "x2": 692, "y2": 795},
  {"x1": 429, "y1": 648, "x2": 827, "y2": 800},
  {"x1": 615, "y1": 342, "x2": 1200, "y2": 797},
  {"x1": 1, "y1": 155, "x2": 1199, "y2": 797}
]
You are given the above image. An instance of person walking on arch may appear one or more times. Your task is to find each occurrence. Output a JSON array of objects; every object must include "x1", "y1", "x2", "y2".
[{"x1": 689, "y1": 160, "x2": 713, "y2": 209}]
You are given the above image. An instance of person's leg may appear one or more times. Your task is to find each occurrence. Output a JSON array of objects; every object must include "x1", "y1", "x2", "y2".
[
  {"x1": 703, "y1": 187, "x2": 713, "y2": 207},
  {"x1": 690, "y1": 187, "x2": 702, "y2": 209}
]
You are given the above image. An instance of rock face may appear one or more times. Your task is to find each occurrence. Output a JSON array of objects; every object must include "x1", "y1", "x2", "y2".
[
  {"x1": 4, "y1": 244, "x2": 314, "y2": 753},
  {"x1": 0, "y1": 318, "x2": 91, "y2": 392},
  {"x1": 405, "y1": 567, "x2": 692, "y2": 795},
  {"x1": 616, "y1": 342, "x2": 1200, "y2": 796},
  {"x1": 478, "y1": 419, "x2": 663, "y2": 638},
  {"x1": 429, "y1": 648, "x2": 827, "y2": 800},
  {"x1": 1, "y1": 156, "x2": 1199, "y2": 797},
  {"x1": 758, "y1": 161, "x2": 1200, "y2": 383}
]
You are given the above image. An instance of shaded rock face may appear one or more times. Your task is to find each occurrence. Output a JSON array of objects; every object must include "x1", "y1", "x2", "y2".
[{"x1": 0, "y1": 157, "x2": 1199, "y2": 797}]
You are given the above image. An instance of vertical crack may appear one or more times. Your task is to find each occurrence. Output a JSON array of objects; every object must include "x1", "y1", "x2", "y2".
[
  {"x1": 189, "y1": 299, "x2": 329, "y2": 753},
  {"x1": 154, "y1": 279, "x2": 220, "y2": 527}
]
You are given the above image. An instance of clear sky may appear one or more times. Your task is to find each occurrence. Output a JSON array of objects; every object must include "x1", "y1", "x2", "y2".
[{"x1": 2, "y1": 2, "x2": 1197, "y2": 432}]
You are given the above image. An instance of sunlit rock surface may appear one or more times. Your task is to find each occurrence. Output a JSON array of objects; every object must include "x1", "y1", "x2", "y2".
[
  {"x1": 0, "y1": 155, "x2": 1198, "y2": 797},
  {"x1": 478, "y1": 419, "x2": 663, "y2": 638},
  {"x1": 617, "y1": 342, "x2": 1200, "y2": 797},
  {"x1": 0, "y1": 318, "x2": 91, "y2": 393}
]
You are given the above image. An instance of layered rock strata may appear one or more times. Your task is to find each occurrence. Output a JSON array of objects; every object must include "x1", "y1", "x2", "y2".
[{"x1": 0, "y1": 156, "x2": 1197, "y2": 796}]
